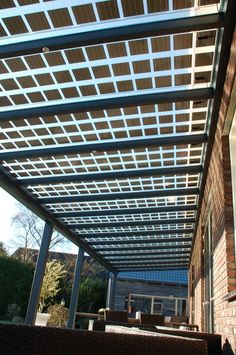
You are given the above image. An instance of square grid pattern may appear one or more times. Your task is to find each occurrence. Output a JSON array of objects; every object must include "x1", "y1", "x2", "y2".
[
  {"x1": 0, "y1": 0, "x2": 220, "y2": 37},
  {"x1": 72, "y1": 222, "x2": 195, "y2": 234},
  {"x1": 59, "y1": 210, "x2": 196, "y2": 224},
  {"x1": 0, "y1": 104, "x2": 207, "y2": 151},
  {"x1": 3, "y1": 147, "x2": 202, "y2": 179},
  {"x1": 83, "y1": 232, "x2": 193, "y2": 244},
  {"x1": 0, "y1": 1, "x2": 217, "y2": 110},
  {"x1": 0, "y1": 31, "x2": 215, "y2": 107},
  {"x1": 117, "y1": 270, "x2": 188, "y2": 284},
  {"x1": 24, "y1": 174, "x2": 199, "y2": 198},
  {"x1": 47, "y1": 195, "x2": 198, "y2": 213},
  {"x1": 0, "y1": 0, "x2": 224, "y2": 271},
  {"x1": 104, "y1": 253, "x2": 190, "y2": 260}
]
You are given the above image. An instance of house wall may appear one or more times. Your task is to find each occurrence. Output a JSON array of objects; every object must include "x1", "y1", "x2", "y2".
[
  {"x1": 189, "y1": 30, "x2": 236, "y2": 353},
  {"x1": 114, "y1": 278, "x2": 187, "y2": 315}
]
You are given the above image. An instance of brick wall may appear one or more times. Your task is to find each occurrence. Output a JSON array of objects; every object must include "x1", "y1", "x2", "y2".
[
  {"x1": 189, "y1": 29, "x2": 236, "y2": 353},
  {"x1": 189, "y1": 226, "x2": 205, "y2": 330}
]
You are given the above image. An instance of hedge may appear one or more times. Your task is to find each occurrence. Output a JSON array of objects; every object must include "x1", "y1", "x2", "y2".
[{"x1": 0, "y1": 256, "x2": 34, "y2": 317}]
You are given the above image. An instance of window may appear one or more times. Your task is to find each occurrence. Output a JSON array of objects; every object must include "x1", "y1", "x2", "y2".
[
  {"x1": 153, "y1": 298, "x2": 163, "y2": 315},
  {"x1": 129, "y1": 295, "x2": 152, "y2": 314},
  {"x1": 190, "y1": 266, "x2": 195, "y2": 323},
  {"x1": 128, "y1": 293, "x2": 187, "y2": 316}
]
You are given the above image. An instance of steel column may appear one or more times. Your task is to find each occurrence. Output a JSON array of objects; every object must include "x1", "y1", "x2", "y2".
[
  {"x1": 109, "y1": 273, "x2": 118, "y2": 310},
  {"x1": 67, "y1": 248, "x2": 84, "y2": 329},
  {"x1": 106, "y1": 277, "x2": 112, "y2": 309},
  {"x1": 25, "y1": 221, "x2": 53, "y2": 325}
]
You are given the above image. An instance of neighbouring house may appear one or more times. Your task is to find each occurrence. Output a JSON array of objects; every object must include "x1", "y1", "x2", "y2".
[
  {"x1": 107, "y1": 270, "x2": 188, "y2": 317},
  {"x1": 12, "y1": 247, "x2": 76, "y2": 269},
  {"x1": 12, "y1": 248, "x2": 107, "y2": 278}
]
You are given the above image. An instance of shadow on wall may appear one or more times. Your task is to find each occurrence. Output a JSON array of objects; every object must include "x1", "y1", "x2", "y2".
[{"x1": 222, "y1": 339, "x2": 234, "y2": 355}]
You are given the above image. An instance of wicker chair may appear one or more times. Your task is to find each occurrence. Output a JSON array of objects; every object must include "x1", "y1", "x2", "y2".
[
  {"x1": 140, "y1": 313, "x2": 165, "y2": 326},
  {"x1": 155, "y1": 327, "x2": 222, "y2": 355},
  {"x1": 0, "y1": 323, "x2": 208, "y2": 355},
  {"x1": 170, "y1": 315, "x2": 189, "y2": 324},
  {"x1": 104, "y1": 310, "x2": 128, "y2": 322}
]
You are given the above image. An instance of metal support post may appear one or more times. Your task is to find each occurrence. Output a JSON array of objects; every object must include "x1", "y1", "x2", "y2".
[
  {"x1": 110, "y1": 273, "x2": 118, "y2": 310},
  {"x1": 25, "y1": 220, "x2": 53, "y2": 325},
  {"x1": 106, "y1": 276, "x2": 112, "y2": 308},
  {"x1": 67, "y1": 248, "x2": 84, "y2": 329}
]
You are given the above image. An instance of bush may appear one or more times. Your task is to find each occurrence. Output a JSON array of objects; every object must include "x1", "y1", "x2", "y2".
[
  {"x1": 78, "y1": 277, "x2": 108, "y2": 313},
  {"x1": 0, "y1": 256, "x2": 34, "y2": 318},
  {"x1": 47, "y1": 304, "x2": 69, "y2": 328},
  {"x1": 39, "y1": 260, "x2": 65, "y2": 312}
]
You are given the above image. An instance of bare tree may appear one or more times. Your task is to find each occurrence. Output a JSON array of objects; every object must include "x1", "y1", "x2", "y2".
[
  {"x1": 0, "y1": 241, "x2": 7, "y2": 256},
  {"x1": 11, "y1": 203, "x2": 66, "y2": 262}
]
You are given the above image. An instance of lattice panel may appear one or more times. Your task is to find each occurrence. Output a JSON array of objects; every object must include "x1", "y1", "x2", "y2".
[{"x1": 47, "y1": 195, "x2": 198, "y2": 213}]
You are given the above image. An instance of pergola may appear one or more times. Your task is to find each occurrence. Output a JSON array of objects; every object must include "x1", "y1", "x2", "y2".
[{"x1": 0, "y1": 0, "x2": 235, "y2": 328}]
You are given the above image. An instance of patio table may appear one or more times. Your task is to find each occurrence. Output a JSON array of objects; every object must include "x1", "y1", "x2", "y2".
[
  {"x1": 76, "y1": 312, "x2": 98, "y2": 320},
  {"x1": 107, "y1": 324, "x2": 197, "y2": 338},
  {"x1": 154, "y1": 326, "x2": 222, "y2": 355},
  {"x1": 164, "y1": 322, "x2": 199, "y2": 331}
]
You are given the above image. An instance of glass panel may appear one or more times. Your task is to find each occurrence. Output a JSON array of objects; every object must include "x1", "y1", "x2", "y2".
[
  {"x1": 153, "y1": 298, "x2": 163, "y2": 314},
  {"x1": 0, "y1": 0, "x2": 222, "y2": 270},
  {"x1": 177, "y1": 299, "x2": 187, "y2": 316},
  {"x1": 159, "y1": 298, "x2": 176, "y2": 316},
  {"x1": 130, "y1": 295, "x2": 152, "y2": 314}
]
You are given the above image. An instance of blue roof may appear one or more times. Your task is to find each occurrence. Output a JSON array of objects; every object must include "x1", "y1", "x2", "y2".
[{"x1": 117, "y1": 270, "x2": 188, "y2": 285}]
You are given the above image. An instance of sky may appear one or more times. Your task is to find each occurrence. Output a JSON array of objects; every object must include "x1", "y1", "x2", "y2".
[
  {"x1": 0, "y1": 187, "x2": 78, "y2": 255},
  {"x1": 0, "y1": 188, "x2": 18, "y2": 254}
]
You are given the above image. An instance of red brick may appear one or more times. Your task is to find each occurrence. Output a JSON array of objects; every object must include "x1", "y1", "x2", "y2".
[{"x1": 189, "y1": 29, "x2": 236, "y2": 350}]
